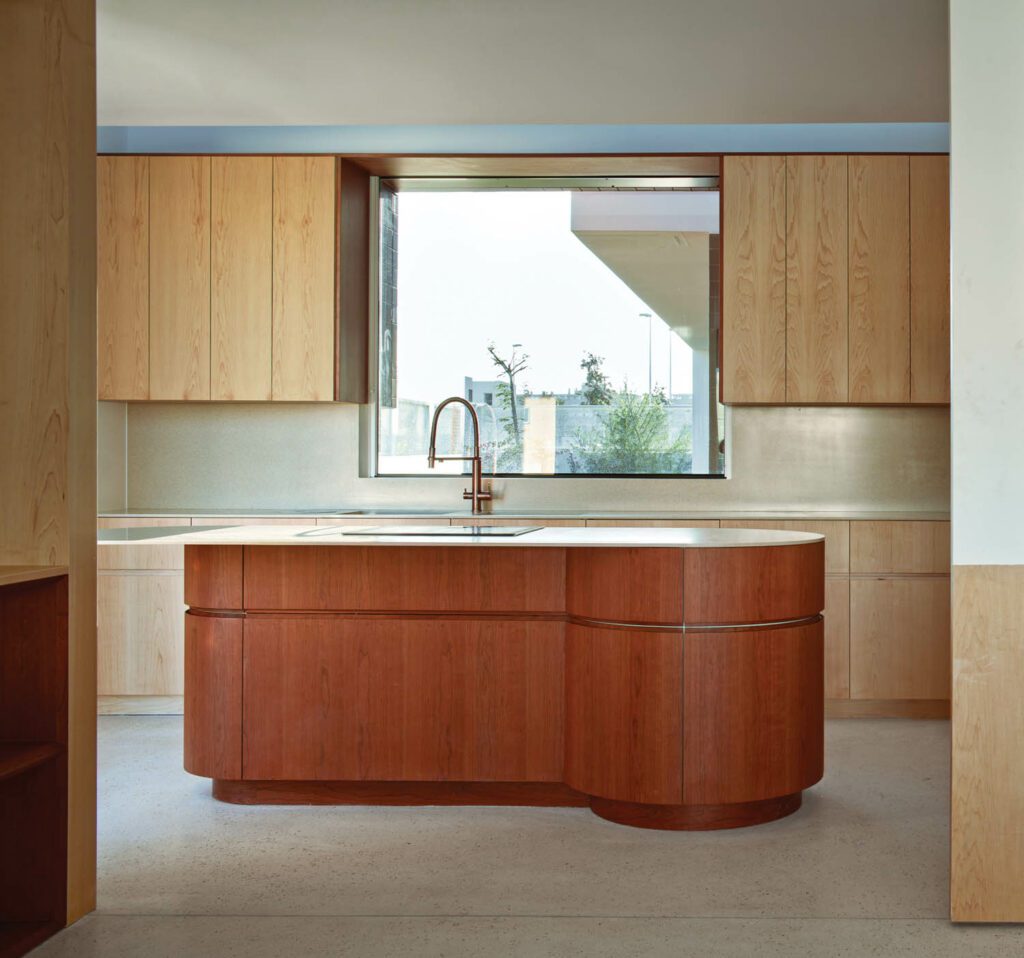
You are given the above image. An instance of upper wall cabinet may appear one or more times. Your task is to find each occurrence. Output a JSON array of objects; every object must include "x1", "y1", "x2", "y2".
[
  {"x1": 722, "y1": 153, "x2": 949, "y2": 406},
  {"x1": 98, "y1": 154, "x2": 355, "y2": 403}
]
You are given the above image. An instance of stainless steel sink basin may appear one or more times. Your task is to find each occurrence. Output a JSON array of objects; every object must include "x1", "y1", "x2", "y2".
[{"x1": 307, "y1": 524, "x2": 542, "y2": 537}]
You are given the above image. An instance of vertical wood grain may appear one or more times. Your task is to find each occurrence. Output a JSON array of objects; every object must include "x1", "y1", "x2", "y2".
[
  {"x1": 150, "y1": 155, "x2": 211, "y2": 400},
  {"x1": 211, "y1": 156, "x2": 273, "y2": 400},
  {"x1": 786, "y1": 155, "x2": 848, "y2": 402},
  {"x1": 824, "y1": 577, "x2": 851, "y2": 699},
  {"x1": 1, "y1": 0, "x2": 98, "y2": 924},
  {"x1": 97, "y1": 155, "x2": 149, "y2": 400},
  {"x1": 184, "y1": 613, "x2": 242, "y2": 780},
  {"x1": 96, "y1": 573, "x2": 185, "y2": 695},
  {"x1": 910, "y1": 155, "x2": 950, "y2": 404},
  {"x1": 848, "y1": 155, "x2": 910, "y2": 403},
  {"x1": 722, "y1": 155, "x2": 786, "y2": 403},
  {"x1": 272, "y1": 156, "x2": 336, "y2": 401},
  {"x1": 849, "y1": 577, "x2": 951, "y2": 699},
  {"x1": 564, "y1": 624, "x2": 682, "y2": 804},
  {"x1": 242, "y1": 617, "x2": 565, "y2": 782},
  {"x1": 682, "y1": 621, "x2": 824, "y2": 804},
  {"x1": 952, "y1": 565, "x2": 1024, "y2": 921}
]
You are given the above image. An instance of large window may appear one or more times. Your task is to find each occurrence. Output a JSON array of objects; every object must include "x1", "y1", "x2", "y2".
[{"x1": 375, "y1": 178, "x2": 725, "y2": 478}]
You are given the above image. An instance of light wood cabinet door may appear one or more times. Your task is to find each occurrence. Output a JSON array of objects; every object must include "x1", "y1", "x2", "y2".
[
  {"x1": 848, "y1": 155, "x2": 910, "y2": 403},
  {"x1": 150, "y1": 156, "x2": 211, "y2": 400},
  {"x1": 722, "y1": 155, "x2": 786, "y2": 403},
  {"x1": 97, "y1": 573, "x2": 185, "y2": 695},
  {"x1": 910, "y1": 155, "x2": 950, "y2": 404},
  {"x1": 272, "y1": 156, "x2": 336, "y2": 401},
  {"x1": 850, "y1": 577, "x2": 951, "y2": 699},
  {"x1": 211, "y1": 157, "x2": 273, "y2": 400},
  {"x1": 850, "y1": 520, "x2": 950, "y2": 574},
  {"x1": 786, "y1": 155, "x2": 848, "y2": 402},
  {"x1": 824, "y1": 578, "x2": 850, "y2": 699},
  {"x1": 97, "y1": 156, "x2": 149, "y2": 400}
]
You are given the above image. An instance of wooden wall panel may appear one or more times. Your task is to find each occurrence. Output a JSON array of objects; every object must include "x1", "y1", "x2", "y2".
[
  {"x1": 150, "y1": 156, "x2": 211, "y2": 400},
  {"x1": 682, "y1": 621, "x2": 824, "y2": 804},
  {"x1": 786, "y1": 155, "x2": 848, "y2": 402},
  {"x1": 952, "y1": 565, "x2": 1024, "y2": 922},
  {"x1": 97, "y1": 574, "x2": 184, "y2": 695},
  {"x1": 243, "y1": 545, "x2": 565, "y2": 613},
  {"x1": 211, "y1": 156, "x2": 273, "y2": 401},
  {"x1": 850, "y1": 577, "x2": 950, "y2": 699},
  {"x1": 564, "y1": 624, "x2": 682, "y2": 804},
  {"x1": 719, "y1": 520, "x2": 849, "y2": 574},
  {"x1": 565, "y1": 548, "x2": 683, "y2": 625},
  {"x1": 242, "y1": 618, "x2": 564, "y2": 782},
  {"x1": 97, "y1": 155, "x2": 149, "y2": 400},
  {"x1": 910, "y1": 154, "x2": 950, "y2": 404},
  {"x1": 850, "y1": 520, "x2": 950, "y2": 574},
  {"x1": 722, "y1": 155, "x2": 786, "y2": 403},
  {"x1": 848, "y1": 155, "x2": 910, "y2": 403},
  {"x1": 682, "y1": 543, "x2": 824, "y2": 625},
  {"x1": 272, "y1": 156, "x2": 336, "y2": 401},
  {"x1": 183, "y1": 614, "x2": 242, "y2": 780}
]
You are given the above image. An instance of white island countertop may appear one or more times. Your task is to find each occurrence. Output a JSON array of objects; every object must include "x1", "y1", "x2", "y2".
[{"x1": 98, "y1": 524, "x2": 824, "y2": 550}]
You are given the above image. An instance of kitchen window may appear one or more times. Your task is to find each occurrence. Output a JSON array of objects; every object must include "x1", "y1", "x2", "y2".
[{"x1": 374, "y1": 177, "x2": 725, "y2": 478}]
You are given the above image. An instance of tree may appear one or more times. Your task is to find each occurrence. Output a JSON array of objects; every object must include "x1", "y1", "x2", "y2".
[
  {"x1": 488, "y1": 343, "x2": 529, "y2": 471},
  {"x1": 579, "y1": 352, "x2": 613, "y2": 405},
  {"x1": 568, "y1": 389, "x2": 692, "y2": 474}
]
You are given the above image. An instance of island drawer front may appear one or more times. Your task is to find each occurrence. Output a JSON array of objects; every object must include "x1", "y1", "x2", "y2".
[
  {"x1": 241, "y1": 617, "x2": 565, "y2": 782},
  {"x1": 682, "y1": 542, "x2": 825, "y2": 626},
  {"x1": 241, "y1": 546, "x2": 565, "y2": 613},
  {"x1": 682, "y1": 620, "x2": 825, "y2": 805},
  {"x1": 566, "y1": 548, "x2": 683, "y2": 627}
]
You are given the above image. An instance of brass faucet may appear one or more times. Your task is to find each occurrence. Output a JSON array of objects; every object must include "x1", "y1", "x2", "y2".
[{"x1": 427, "y1": 397, "x2": 493, "y2": 514}]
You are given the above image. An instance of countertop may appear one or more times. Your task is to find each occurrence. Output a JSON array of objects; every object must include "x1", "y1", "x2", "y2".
[
  {"x1": 98, "y1": 507, "x2": 951, "y2": 522},
  {"x1": 97, "y1": 524, "x2": 825, "y2": 549}
]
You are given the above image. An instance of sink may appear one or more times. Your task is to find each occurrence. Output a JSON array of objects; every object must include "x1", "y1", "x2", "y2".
[{"x1": 306, "y1": 524, "x2": 542, "y2": 538}]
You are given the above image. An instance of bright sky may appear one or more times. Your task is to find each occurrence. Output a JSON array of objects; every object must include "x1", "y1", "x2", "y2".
[{"x1": 393, "y1": 191, "x2": 696, "y2": 404}]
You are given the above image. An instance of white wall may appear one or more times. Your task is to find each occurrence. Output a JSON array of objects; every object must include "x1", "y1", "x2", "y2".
[
  {"x1": 98, "y1": 0, "x2": 949, "y2": 126},
  {"x1": 951, "y1": 0, "x2": 1024, "y2": 564}
]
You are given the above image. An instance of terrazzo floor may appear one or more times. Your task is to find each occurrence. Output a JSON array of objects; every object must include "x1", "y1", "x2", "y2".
[{"x1": 31, "y1": 717, "x2": 1024, "y2": 956}]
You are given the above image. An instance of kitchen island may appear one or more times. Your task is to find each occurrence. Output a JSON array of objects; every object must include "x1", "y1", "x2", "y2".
[{"x1": 174, "y1": 524, "x2": 825, "y2": 830}]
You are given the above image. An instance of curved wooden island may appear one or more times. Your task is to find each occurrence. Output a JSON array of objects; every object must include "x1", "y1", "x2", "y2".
[{"x1": 179, "y1": 525, "x2": 825, "y2": 830}]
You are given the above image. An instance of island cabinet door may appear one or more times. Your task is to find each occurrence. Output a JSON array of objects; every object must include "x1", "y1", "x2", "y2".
[{"x1": 241, "y1": 618, "x2": 565, "y2": 782}]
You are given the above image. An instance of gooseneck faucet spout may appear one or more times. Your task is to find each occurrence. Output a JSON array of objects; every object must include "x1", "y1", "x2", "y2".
[{"x1": 427, "y1": 396, "x2": 494, "y2": 514}]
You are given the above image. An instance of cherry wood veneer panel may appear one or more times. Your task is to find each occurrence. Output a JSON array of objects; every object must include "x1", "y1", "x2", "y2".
[
  {"x1": 564, "y1": 625, "x2": 682, "y2": 804},
  {"x1": 682, "y1": 621, "x2": 824, "y2": 805},
  {"x1": 243, "y1": 546, "x2": 565, "y2": 613},
  {"x1": 566, "y1": 548, "x2": 683, "y2": 625},
  {"x1": 183, "y1": 614, "x2": 242, "y2": 780},
  {"x1": 242, "y1": 618, "x2": 564, "y2": 782},
  {"x1": 682, "y1": 543, "x2": 824, "y2": 625},
  {"x1": 184, "y1": 546, "x2": 243, "y2": 610}
]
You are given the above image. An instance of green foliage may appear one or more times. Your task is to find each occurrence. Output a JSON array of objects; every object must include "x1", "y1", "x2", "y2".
[
  {"x1": 580, "y1": 352, "x2": 613, "y2": 406},
  {"x1": 568, "y1": 389, "x2": 692, "y2": 474}
]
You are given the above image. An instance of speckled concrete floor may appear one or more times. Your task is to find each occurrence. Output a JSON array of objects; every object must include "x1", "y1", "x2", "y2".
[{"x1": 31, "y1": 718, "x2": 1024, "y2": 956}]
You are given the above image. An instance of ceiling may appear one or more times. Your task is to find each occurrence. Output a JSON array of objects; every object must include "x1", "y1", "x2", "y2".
[{"x1": 98, "y1": 0, "x2": 950, "y2": 127}]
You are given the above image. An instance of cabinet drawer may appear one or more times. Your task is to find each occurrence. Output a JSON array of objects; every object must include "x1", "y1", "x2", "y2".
[
  {"x1": 850, "y1": 577, "x2": 950, "y2": 700},
  {"x1": 720, "y1": 520, "x2": 848, "y2": 574},
  {"x1": 850, "y1": 521, "x2": 950, "y2": 574}
]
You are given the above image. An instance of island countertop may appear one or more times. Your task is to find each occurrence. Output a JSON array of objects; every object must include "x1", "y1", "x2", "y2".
[{"x1": 98, "y1": 523, "x2": 824, "y2": 549}]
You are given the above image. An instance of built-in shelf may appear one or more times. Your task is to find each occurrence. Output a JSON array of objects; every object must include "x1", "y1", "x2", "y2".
[
  {"x1": 0, "y1": 743, "x2": 63, "y2": 784},
  {"x1": 0, "y1": 565, "x2": 68, "y2": 589}
]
